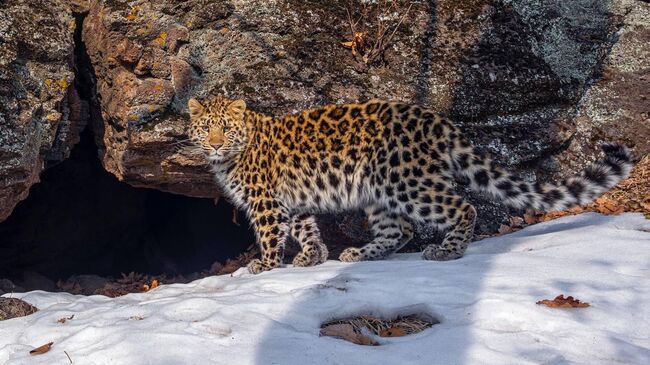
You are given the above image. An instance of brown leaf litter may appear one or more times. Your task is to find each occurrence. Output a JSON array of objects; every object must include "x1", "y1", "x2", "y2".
[
  {"x1": 536, "y1": 295, "x2": 590, "y2": 308},
  {"x1": 0, "y1": 297, "x2": 38, "y2": 321}
]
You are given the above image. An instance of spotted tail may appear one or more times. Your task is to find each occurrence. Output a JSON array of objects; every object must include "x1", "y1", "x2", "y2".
[{"x1": 451, "y1": 143, "x2": 634, "y2": 212}]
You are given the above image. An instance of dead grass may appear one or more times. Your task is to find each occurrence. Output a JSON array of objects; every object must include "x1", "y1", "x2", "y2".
[{"x1": 321, "y1": 314, "x2": 437, "y2": 337}]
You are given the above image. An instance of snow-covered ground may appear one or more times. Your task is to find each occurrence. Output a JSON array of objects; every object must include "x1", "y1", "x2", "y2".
[{"x1": 1, "y1": 213, "x2": 650, "y2": 365}]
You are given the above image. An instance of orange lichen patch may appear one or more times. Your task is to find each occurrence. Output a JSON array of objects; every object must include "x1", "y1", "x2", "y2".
[
  {"x1": 126, "y1": 5, "x2": 141, "y2": 21},
  {"x1": 152, "y1": 32, "x2": 168, "y2": 47},
  {"x1": 56, "y1": 78, "x2": 69, "y2": 90},
  {"x1": 43, "y1": 78, "x2": 70, "y2": 93}
]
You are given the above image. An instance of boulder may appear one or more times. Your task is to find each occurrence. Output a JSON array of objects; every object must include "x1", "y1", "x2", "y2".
[
  {"x1": 80, "y1": 0, "x2": 649, "y2": 241},
  {"x1": 0, "y1": 0, "x2": 81, "y2": 222}
]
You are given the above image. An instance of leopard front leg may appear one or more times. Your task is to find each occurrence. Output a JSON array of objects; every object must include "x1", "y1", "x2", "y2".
[
  {"x1": 290, "y1": 213, "x2": 328, "y2": 267},
  {"x1": 247, "y1": 198, "x2": 290, "y2": 274}
]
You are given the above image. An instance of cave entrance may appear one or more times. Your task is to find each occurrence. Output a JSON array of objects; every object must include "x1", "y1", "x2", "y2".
[
  {"x1": 0, "y1": 125, "x2": 255, "y2": 288},
  {"x1": 0, "y1": 11, "x2": 256, "y2": 294}
]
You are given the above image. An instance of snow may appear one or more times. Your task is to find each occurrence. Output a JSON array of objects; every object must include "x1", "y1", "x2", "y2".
[{"x1": 2, "y1": 213, "x2": 650, "y2": 365}]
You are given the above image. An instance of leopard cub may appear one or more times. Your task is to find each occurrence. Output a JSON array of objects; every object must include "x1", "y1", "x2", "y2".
[{"x1": 187, "y1": 95, "x2": 632, "y2": 274}]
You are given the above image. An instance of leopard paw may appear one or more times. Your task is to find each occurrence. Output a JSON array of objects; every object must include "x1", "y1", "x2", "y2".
[
  {"x1": 292, "y1": 252, "x2": 313, "y2": 267},
  {"x1": 247, "y1": 259, "x2": 279, "y2": 274},
  {"x1": 422, "y1": 246, "x2": 464, "y2": 261},
  {"x1": 339, "y1": 247, "x2": 363, "y2": 262},
  {"x1": 292, "y1": 243, "x2": 329, "y2": 267}
]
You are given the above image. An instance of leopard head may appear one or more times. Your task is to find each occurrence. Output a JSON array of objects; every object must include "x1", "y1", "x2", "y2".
[{"x1": 187, "y1": 95, "x2": 250, "y2": 162}]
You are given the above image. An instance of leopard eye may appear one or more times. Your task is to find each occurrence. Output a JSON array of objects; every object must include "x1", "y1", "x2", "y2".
[{"x1": 223, "y1": 125, "x2": 230, "y2": 133}]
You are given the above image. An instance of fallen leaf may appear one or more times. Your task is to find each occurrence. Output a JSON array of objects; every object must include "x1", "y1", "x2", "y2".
[
  {"x1": 536, "y1": 294, "x2": 590, "y2": 308},
  {"x1": 340, "y1": 32, "x2": 366, "y2": 56},
  {"x1": 320, "y1": 323, "x2": 377, "y2": 346},
  {"x1": 57, "y1": 314, "x2": 74, "y2": 324},
  {"x1": 30, "y1": 342, "x2": 53, "y2": 355},
  {"x1": 143, "y1": 279, "x2": 159, "y2": 292},
  {"x1": 379, "y1": 326, "x2": 407, "y2": 337}
]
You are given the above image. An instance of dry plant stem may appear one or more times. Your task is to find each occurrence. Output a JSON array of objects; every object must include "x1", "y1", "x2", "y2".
[{"x1": 345, "y1": 0, "x2": 413, "y2": 64}]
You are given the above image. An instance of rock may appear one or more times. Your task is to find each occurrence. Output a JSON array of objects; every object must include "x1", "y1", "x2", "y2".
[
  {"x1": 0, "y1": 0, "x2": 81, "y2": 222},
  {"x1": 14, "y1": 271, "x2": 57, "y2": 292},
  {"x1": 0, "y1": 298, "x2": 38, "y2": 321},
  {"x1": 79, "y1": 0, "x2": 648, "y2": 243},
  {"x1": 0, "y1": 278, "x2": 24, "y2": 294},
  {"x1": 64, "y1": 274, "x2": 110, "y2": 295},
  {"x1": 556, "y1": 0, "x2": 650, "y2": 175}
]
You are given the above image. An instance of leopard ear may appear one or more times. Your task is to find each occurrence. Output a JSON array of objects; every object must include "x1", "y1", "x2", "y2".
[
  {"x1": 228, "y1": 99, "x2": 247, "y2": 119},
  {"x1": 188, "y1": 98, "x2": 205, "y2": 119}
]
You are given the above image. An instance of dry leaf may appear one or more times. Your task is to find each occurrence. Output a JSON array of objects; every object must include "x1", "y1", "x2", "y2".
[
  {"x1": 536, "y1": 295, "x2": 590, "y2": 308},
  {"x1": 57, "y1": 314, "x2": 74, "y2": 324},
  {"x1": 30, "y1": 342, "x2": 53, "y2": 355},
  {"x1": 143, "y1": 279, "x2": 159, "y2": 292},
  {"x1": 379, "y1": 327, "x2": 407, "y2": 337},
  {"x1": 340, "y1": 32, "x2": 366, "y2": 56},
  {"x1": 320, "y1": 323, "x2": 377, "y2": 346}
]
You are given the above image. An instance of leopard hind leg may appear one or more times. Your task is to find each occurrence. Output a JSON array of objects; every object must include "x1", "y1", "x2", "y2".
[{"x1": 339, "y1": 206, "x2": 413, "y2": 262}]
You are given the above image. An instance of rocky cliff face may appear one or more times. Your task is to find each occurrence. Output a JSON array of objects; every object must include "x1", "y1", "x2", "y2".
[
  {"x1": 0, "y1": 0, "x2": 82, "y2": 222},
  {"x1": 1, "y1": 0, "x2": 648, "y2": 245}
]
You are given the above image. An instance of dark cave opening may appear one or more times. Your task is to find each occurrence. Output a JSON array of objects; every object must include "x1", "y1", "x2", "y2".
[
  {"x1": 0, "y1": 11, "x2": 255, "y2": 290},
  {"x1": 0, "y1": 124, "x2": 255, "y2": 284}
]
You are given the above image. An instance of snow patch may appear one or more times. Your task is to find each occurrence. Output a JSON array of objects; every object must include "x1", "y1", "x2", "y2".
[{"x1": 1, "y1": 213, "x2": 650, "y2": 364}]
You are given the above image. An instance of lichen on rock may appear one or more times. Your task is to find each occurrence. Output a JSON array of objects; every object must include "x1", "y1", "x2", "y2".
[{"x1": 0, "y1": 0, "x2": 79, "y2": 222}]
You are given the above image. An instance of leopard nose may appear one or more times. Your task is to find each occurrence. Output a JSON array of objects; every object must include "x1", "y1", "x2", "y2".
[{"x1": 211, "y1": 142, "x2": 222, "y2": 150}]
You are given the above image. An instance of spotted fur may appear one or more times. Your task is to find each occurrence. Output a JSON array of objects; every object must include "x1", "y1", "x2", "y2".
[{"x1": 187, "y1": 96, "x2": 633, "y2": 273}]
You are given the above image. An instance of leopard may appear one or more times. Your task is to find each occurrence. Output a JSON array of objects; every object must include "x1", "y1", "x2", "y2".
[{"x1": 186, "y1": 95, "x2": 633, "y2": 274}]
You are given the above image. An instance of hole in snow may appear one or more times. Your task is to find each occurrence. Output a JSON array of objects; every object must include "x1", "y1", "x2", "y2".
[{"x1": 320, "y1": 311, "x2": 439, "y2": 345}]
